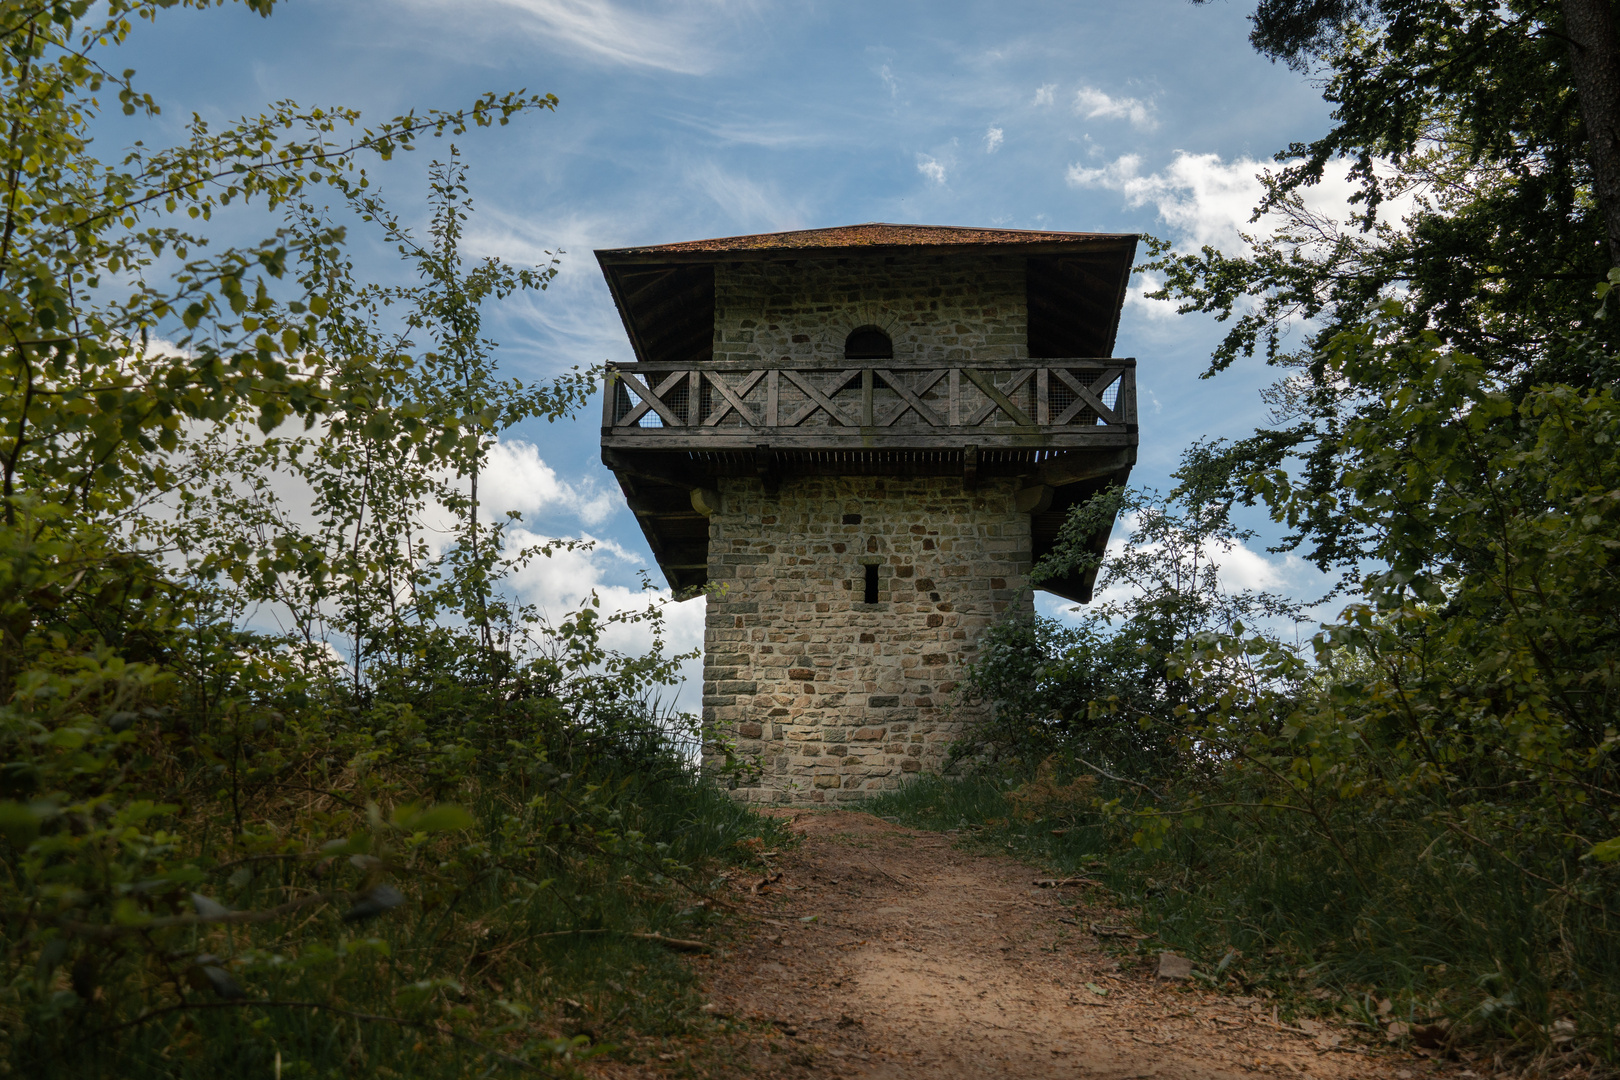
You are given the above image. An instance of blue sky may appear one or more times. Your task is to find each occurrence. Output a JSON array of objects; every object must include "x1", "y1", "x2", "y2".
[{"x1": 113, "y1": 0, "x2": 1352, "y2": 704}]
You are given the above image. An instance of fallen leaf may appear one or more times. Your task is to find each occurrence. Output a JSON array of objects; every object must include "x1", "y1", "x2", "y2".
[{"x1": 1155, "y1": 952, "x2": 1194, "y2": 981}]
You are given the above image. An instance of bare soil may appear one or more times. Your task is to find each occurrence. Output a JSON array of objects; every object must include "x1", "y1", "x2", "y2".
[{"x1": 608, "y1": 809, "x2": 1465, "y2": 1080}]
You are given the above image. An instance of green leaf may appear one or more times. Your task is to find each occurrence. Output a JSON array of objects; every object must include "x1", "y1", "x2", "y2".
[
  {"x1": 1586, "y1": 837, "x2": 1620, "y2": 863},
  {"x1": 393, "y1": 804, "x2": 476, "y2": 833},
  {"x1": 0, "y1": 802, "x2": 43, "y2": 847}
]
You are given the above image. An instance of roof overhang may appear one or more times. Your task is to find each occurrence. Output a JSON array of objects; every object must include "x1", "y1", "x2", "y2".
[{"x1": 595, "y1": 223, "x2": 1138, "y2": 366}]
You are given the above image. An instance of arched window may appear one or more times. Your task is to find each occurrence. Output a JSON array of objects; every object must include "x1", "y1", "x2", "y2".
[{"x1": 844, "y1": 326, "x2": 893, "y2": 360}]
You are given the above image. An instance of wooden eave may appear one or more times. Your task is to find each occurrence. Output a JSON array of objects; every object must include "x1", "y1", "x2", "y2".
[{"x1": 596, "y1": 225, "x2": 1138, "y2": 366}]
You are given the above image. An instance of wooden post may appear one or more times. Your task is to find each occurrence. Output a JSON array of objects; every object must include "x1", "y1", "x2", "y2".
[
  {"x1": 1121, "y1": 364, "x2": 1138, "y2": 429},
  {"x1": 755, "y1": 444, "x2": 778, "y2": 495},
  {"x1": 602, "y1": 369, "x2": 619, "y2": 429}
]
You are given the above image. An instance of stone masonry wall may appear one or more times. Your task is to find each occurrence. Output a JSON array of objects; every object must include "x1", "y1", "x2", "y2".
[
  {"x1": 701, "y1": 475, "x2": 1034, "y2": 804},
  {"x1": 712, "y1": 254, "x2": 1027, "y2": 365}
]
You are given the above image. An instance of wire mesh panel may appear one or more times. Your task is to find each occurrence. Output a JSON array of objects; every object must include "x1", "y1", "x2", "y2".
[
  {"x1": 1052, "y1": 368, "x2": 1125, "y2": 426},
  {"x1": 1050, "y1": 378, "x2": 1077, "y2": 418},
  {"x1": 660, "y1": 381, "x2": 689, "y2": 425},
  {"x1": 1097, "y1": 375, "x2": 1120, "y2": 411}
]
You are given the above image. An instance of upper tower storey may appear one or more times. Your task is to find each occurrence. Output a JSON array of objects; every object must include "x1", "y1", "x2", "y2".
[{"x1": 595, "y1": 223, "x2": 1139, "y2": 604}]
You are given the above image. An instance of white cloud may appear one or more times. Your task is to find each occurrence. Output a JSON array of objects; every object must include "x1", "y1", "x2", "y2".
[
  {"x1": 1065, "y1": 151, "x2": 1381, "y2": 258},
  {"x1": 503, "y1": 526, "x2": 706, "y2": 712},
  {"x1": 408, "y1": 0, "x2": 743, "y2": 75},
  {"x1": 665, "y1": 113, "x2": 832, "y2": 150},
  {"x1": 685, "y1": 161, "x2": 807, "y2": 231},
  {"x1": 1123, "y1": 269, "x2": 1180, "y2": 322},
  {"x1": 1073, "y1": 85, "x2": 1156, "y2": 130},
  {"x1": 1033, "y1": 83, "x2": 1056, "y2": 107},
  {"x1": 916, "y1": 154, "x2": 947, "y2": 184},
  {"x1": 880, "y1": 63, "x2": 899, "y2": 96},
  {"x1": 1067, "y1": 152, "x2": 1264, "y2": 254},
  {"x1": 461, "y1": 203, "x2": 660, "y2": 373},
  {"x1": 984, "y1": 126, "x2": 1004, "y2": 153},
  {"x1": 1083, "y1": 515, "x2": 1287, "y2": 613},
  {"x1": 481, "y1": 439, "x2": 617, "y2": 526}
]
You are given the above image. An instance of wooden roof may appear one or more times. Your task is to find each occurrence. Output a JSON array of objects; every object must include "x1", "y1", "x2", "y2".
[
  {"x1": 595, "y1": 223, "x2": 1138, "y2": 366},
  {"x1": 598, "y1": 222, "x2": 1136, "y2": 257}
]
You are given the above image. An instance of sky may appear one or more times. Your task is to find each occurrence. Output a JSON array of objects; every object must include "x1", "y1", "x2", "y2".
[{"x1": 109, "y1": 0, "x2": 1353, "y2": 709}]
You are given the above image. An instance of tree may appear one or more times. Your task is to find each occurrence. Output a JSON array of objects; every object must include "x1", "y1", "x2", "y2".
[
  {"x1": 0, "y1": 1, "x2": 552, "y2": 540},
  {"x1": 0, "y1": 6, "x2": 730, "y2": 1075},
  {"x1": 959, "y1": 486, "x2": 1304, "y2": 773},
  {"x1": 1235, "y1": 0, "x2": 1620, "y2": 265},
  {"x1": 1161, "y1": 0, "x2": 1620, "y2": 576}
]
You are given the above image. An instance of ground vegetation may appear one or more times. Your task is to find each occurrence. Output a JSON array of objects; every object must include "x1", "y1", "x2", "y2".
[{"x1": 0, "y1": 3, "x2": 776, "y2": 1076}]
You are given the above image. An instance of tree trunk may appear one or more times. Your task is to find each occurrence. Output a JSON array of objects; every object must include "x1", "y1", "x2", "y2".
[{"x1": 1564, "y1": 0, "x2": 1620, "y2": 266}]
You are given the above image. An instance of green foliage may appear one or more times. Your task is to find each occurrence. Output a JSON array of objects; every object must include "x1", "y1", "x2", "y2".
[
  {"x1": 0, "y1": 3, "x2": 775, "y2": 1075},
  {"x1": 958, "y1": 487, "x2": 1304, "y2": 773},
  {"x1": 1168, "y1": 0, "x2": 1610, "y2": 383},
  {"x1": 949, "y1": 308, "x2": 1620, "y2": 1059},
  {"x1": 946, "y1": 1, "x2": 1620, "y2": 1061},
  {"x1": 1160, "y1": 0, "x2": 1620, "y2": 580}
]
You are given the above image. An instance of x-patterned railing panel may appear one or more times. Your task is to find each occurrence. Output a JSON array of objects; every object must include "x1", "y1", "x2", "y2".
[{"x1": 604, "y1": 358, "x2": 1136, "y2": 441}]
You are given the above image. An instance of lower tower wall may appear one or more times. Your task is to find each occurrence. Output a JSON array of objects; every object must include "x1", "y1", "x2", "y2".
[{"x1": 700, "y1": 475, "x2": 1034, "y2": 804}]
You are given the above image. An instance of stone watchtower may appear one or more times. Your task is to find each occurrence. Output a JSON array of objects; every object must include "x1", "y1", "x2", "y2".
[{"x1": 596, "y1": 224, "x2": 1138, "y2": 803}]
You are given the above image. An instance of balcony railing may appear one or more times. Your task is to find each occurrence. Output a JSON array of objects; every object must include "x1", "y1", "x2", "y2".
[{"x1": 601, "y1": 358, "x2": 1136, "y2": 450}]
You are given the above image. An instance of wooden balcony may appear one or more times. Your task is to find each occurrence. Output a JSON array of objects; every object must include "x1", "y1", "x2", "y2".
[
  {"x1": 598, "y1": 358, "x2": 1138, "y2": 602},
  {"x1": 601, "y1": 358, "x2": 1137, "y2": 454}
]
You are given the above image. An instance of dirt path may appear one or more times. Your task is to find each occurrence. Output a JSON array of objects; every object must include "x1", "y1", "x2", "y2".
[{"x1": 653, "y1": 810, "x2": 1456, "y2": 1080}]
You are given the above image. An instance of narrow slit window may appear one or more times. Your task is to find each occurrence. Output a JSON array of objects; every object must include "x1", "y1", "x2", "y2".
[{"x1": 864, "y1": 563, "x2": 879, "y2": 604}]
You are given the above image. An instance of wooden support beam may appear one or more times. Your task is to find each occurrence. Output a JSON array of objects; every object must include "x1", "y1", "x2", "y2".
[
  {"x1": 703, "y1": 369, "x2": 765, "y2": 426},
  {"x1": 1052, "y1": 367, "x2": 1123, "y2": 426},
  {"x1": 690, "y1": 488, "x2": 722, "y2": 516},
  {"x1": 961, "y1": 367, "x2": 1036, "y2": 427},
  {"x1": 1037, "y1": 449, "x2": 1134, "y2": 487},
  {"x1": 755, "y1": 445, "x2": 778, "y2": 495},
  {"x1": 1015, "y1": 484, "x2": 1054, "y2": 513},
  {"x1": 874, "y1": 368, "x2": 946, "y2": 427}
]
